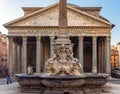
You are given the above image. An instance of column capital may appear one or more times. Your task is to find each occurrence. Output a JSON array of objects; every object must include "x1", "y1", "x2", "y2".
[
  {"x1": 106, "y1": 36, "x2": 111, "y2": 42},
  {"x1": 36, "y1": 36, "x2": 41, "y2": 41},
  {"x1": 8, "y1": 36, "x2": 13, "y2": 39},
  {"x1": 92, "y1": 36, "x2": 97, "y2": 42},
  {"x1": 8, "y1": 37, "x2": 13, "y2": 41},
  {"x1": 50, "y1": 36, "x2": 55, "y2": 41},
  {"x1": 22, "y1": 36, "x2": 27, "y2": 41},
  {"x1": 79, "y1": 36, "x2": 84, "y2": 41}
]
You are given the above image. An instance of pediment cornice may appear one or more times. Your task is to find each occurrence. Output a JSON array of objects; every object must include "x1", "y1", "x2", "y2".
[
  {"x1": 4, "y1": 2, "x2": 113, "y2": 28},
  {"x1": 4, "y1": 2, "x2": 59, "y2": 27},
  {"x1": 67, "y1": 5, "x2": 112, "y2": 26}
]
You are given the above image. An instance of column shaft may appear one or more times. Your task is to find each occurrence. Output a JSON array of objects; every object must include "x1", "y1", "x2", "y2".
[
  {"x1": 50, "y1": 36, "x2": 54, "y2": 57},
  {"x1": 102, "y1": 40, "x2": 106, "y2": 73},
  {"x1": 78, "y1": 36, "x2": 84, "y2": 72},
  {"x1": 13, "y1": 43, "x2": 17, "y2": 74},
  {"x1": 98, "y1": 43, "x2": 101, "y2": 73},
  {"x1": 22, "y1": 37, "x2": 27, "y2": 73},
  {"x1": 36, "y1": 36, "x2": 41, "y2": 73},
  {"x1": 92, "y1": 36, "x2": 97, "y2": 73},
  {"x1": 8, "y1": 37, "x2": 13, "y2": 75},
  {"x1": 106, "y1": 36, "x2": 111, "y2": 74},
  {"x1": 17, "y1": 45, "x2": 21, "y2": 73},
  {"x1": 100, "y1": 43, "x2": 102, "y2": 73}
]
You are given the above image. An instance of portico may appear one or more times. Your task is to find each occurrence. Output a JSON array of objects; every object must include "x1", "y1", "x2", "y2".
[{"x1": 7, "y1": 34, "x2": 111, "y2": 74}]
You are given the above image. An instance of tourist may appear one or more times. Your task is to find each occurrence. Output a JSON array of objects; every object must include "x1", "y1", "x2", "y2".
[{"x1": 6, "y1": 75, "x2": 12, "y2": 84}]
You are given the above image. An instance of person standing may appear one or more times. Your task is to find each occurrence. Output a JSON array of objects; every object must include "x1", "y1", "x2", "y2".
[{"x1": 6, "y1": 75, "x2": 12, "y2": 84}]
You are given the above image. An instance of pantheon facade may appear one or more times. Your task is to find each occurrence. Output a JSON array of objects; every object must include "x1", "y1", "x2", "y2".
[{"x1": 4, "y1": 3, "x2": 114, "y2": 75}]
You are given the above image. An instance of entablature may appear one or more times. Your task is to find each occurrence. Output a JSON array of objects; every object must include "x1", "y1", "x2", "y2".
[{"x1": 8, "y1": 26, "x2": 111, "y2": 37}]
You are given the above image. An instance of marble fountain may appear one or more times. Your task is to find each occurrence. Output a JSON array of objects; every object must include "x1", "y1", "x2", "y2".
[{"x1": 15, "y1": 43, "x2": 109, "y2": 94}]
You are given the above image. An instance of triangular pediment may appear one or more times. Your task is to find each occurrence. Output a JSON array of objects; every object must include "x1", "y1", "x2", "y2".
[{"x1": 4, "y1": 3, "x2": 112, "y2": 28}]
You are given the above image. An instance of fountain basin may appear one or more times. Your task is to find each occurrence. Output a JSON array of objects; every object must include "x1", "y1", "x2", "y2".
[
  {"x1": 15, "y1": 73, "x2": 109, "y2": 93},
  {"x1": 84, "y1": 73, "x2": 109, "y2": 87},
  {"x1": 42, "y1": 76, "x2": 85, "y2": 88}
]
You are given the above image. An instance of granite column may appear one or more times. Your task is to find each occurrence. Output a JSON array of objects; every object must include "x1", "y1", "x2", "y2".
[
  {"x1": 22, "y1": 37, "x2": 27, "y2": 73},
  {"x1": 106, "y1": 36, "x2": 111, "y2": 74},
  {"x1": 92, "y1": 36, "x2": 97, "y2": 73},
  {"x1": 78, "y1": 36, "x2": 84, "y2": 72},
  {"x1": 8, "y1": 37, "x2": 13, "y2": 75},
  {"x1": 36, "y1": 36, "x2": 41, "y2": 73}
]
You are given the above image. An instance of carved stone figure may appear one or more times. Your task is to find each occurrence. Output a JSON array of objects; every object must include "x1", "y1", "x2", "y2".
[
  {"x1": 45, "y1": 58, "x2": 55, "y2": 75},
  {"x1": 27, "y1": 65, "x2": 33, "y2": 75},
  {"x1": 70, "y1": 58, "x2": 81, "y2": 76},
  {"x1": 92, "y1": 67, "x2": 97, "y2": 74}
]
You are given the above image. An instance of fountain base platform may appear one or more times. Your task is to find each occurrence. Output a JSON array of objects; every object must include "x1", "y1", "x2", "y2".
[{"x1": 15, "y1": 73, "x2": 109, "y2": 94}]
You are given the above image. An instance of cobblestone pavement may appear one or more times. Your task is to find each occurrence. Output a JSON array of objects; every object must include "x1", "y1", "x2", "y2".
[
  {"x1": 0, "y1": 78, "x2": 16, "y2": 85},
  {"x1": 102, "y1": 81, "x2": 120, "y2": 94},
  {"x1": 0, "y1": 78, "x2": 120, "y2": 94},
  {"x1": 0, "y1": 78, "x2": 7, "y2": 85}
]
